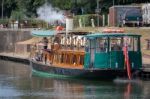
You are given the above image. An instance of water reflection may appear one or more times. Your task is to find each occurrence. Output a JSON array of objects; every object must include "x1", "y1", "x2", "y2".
[
  {"x1": 124, "y1": 83, "x2": 131, "y2": 99},
  {"x1": 0, "y1": 60, "x2": 150, "y2": 99}
]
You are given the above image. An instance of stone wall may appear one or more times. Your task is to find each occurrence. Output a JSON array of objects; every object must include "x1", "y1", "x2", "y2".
[{"x1": 0, "y1": 30, "x2": 32, "y2": 52}]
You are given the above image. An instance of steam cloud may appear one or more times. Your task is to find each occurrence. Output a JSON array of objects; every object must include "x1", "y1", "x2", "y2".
[{"x1": 37, "y1": 3, "x2": 65, "y2": 24}]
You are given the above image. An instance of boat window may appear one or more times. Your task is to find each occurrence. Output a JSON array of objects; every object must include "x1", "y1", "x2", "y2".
[
  {"x1": 110, "y1": 37, "x2": 138, "y2": 52},
  {"x1": 60, "y1": 35, "x2": 85, "y2": 50},
  {"x1": 133, "y1": 38, "x2": 138, "y2": 51},
  {"x1": 85, "y1": 39, "x2": 90, "y2": 52},
  {"x1": 110, "y1": 37, "x2": 122, "y2": 51},
  {"x1": 96, "y1": 38, "x2": 108, "y2": 53},
  {"x1": 124, "y1": 37, "x2": 138, "y2": 51}
]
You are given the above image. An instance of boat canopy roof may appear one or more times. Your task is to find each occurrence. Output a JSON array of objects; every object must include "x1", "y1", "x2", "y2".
[
  {"x1": 86, "y1": 33, "x2": 141, "y2": 38},
  {"x1": 31, "y1": 30, "x2": 66, "y2": 37},
  {"x1": 31, "y1": 30, "x2": 55, "y2": 37},
  {"x1": 31, "y1": 30, "x2": 90, "y2": 37},
  {"x1": 16, "y1": 37, "x2": 42, "y2": 44}
]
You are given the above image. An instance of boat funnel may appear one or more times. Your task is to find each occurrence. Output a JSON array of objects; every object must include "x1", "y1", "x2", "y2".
[{"x1": 66, "y1": 17, "x2": 74, "y2": 32}]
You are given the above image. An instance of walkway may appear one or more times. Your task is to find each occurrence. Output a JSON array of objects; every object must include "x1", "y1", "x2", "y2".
[{"x1": 0, "y1": 52, "x2": 29, "y2": 59}]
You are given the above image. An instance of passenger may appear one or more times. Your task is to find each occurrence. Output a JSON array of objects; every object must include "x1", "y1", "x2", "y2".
[
  {"x1": 77, "y1": 39, "x2": 81, "y2": 50},
  {"x1": 48, "y1": 43, "x2": 51, "y2": 50},
  {"x1": 103, "y1": 41, "x2": 108, "y2": 52},
  {"x1": 99, "y1": 41, "x2": 107, "y2": 52},
  {"x1": 41, "y1": 37, "x2": 48, "y2": 63},
  {"x1": 38, "y1": 50, "x2": 43, "y2": 61},
  {"x1": 35, "y1": 49, "x2": 42, "y2": 61},
  {"x1": 53, "y1": 42, "x2": 60, "y2": 51},
  {"x1": 113, "y1": 43, "x2": 121, "y2": 51},
  {"x1": 42, "y1": 37, "x2": 48, "y2": 50},
  {"x1": 67, "y1": 36, "x2": 71, "y2": 48},
  {"x1": 30, "y1": 43, "x2": 37, "y2": 59},
  {"x1": 70, "y1": 37, "x2": 74, "y2": 50},
  {"x1": 53, "y1": 35, "x2": 61, "y2": 44},
  {"x1": 85, "y1": 39, "x2": 89, "y2": 52},
  {"x1": 74, "y1": 37, "x2": 77, "y2": 47},
  {"x1": 81, "y1": 37, "x2": 85, "y2": 47}
]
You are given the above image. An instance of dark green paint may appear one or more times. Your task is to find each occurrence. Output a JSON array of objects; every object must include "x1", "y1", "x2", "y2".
[
  {"x1": 84, "y1": 33, "x2": 142, "y2": 70},
  {"x1": 94, "y1": 53, "x2": 109, "y2": 68},
  {"x1": 84, "y1": 53, "x2": 90, "y2": 68},
  {"x1": 109, "y1": 51, "x2": 124, "y2": 69},
  {"x1": 128, "y1": 51, "x2": 142, "y2": 69},
  {"x1": 84, "y1": 51, "x2": 142, "y2": 70},
  {"x1": 86, "y1": 33, "x2": 141, "y2": 38}
]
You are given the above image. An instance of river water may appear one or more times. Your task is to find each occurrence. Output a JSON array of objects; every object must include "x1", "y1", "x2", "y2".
[{"x1": 0, "y1": 60, "x2": 150, "y2": 99}]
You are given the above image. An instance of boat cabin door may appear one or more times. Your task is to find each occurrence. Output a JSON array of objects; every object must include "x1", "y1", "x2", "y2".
[{"x1": 89, "y1": 38, "x2": 95, "y2": 68}]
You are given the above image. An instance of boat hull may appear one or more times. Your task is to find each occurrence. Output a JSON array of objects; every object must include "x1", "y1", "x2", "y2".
[{"x1": 30, "y1": 60, "x2": 132, "y2": 79}]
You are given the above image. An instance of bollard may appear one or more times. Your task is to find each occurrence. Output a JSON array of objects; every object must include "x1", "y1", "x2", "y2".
[
  {"x1": 102, "y1": 14, "x2": 105, "y2": 26},
  {"x1": 79, "y1": 19, "x2": 82, "y2": 28},
  {"x1": 91, "y1": 19, "x2": 95, "y2": 27},
  {"x1": 145, "y1": 39, "x2": 150, "y2": 50},
  {"x1": 107, "y1": 14, "x2": 109, "y2": 26}
]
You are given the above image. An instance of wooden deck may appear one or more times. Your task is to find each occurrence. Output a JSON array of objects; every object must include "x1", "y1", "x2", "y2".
[{"x1": 53, "y1": 63, "x2": 83, "y2": 69}]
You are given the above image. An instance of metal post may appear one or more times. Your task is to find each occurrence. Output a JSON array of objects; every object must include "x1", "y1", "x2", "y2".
[
  {"x1": 96, "y1": 0, "x2": 100, "y2": 27},
  {"x1": 113, "y1": 0, "x2": 115, "y2": 6},
  {"x1": 102, "y1": 14, "x2": 105, "y2": 26},
  {"x1": 74, "y1": 0, "x2": 77, "y2": 5},
  {"x1": 1, "y1": 0, "x2": 4, "y2": 19},
  {"x1": 107, "y1": 14, "x2": 109, "y2": 26}
]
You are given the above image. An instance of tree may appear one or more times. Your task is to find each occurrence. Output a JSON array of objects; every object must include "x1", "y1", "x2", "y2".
[
  {"x1": 49, "y1": 0, "x2": 72, "y2": 10},
  {"x1": 10, "y1": 9, "x2": 26, "y2": 20},
  {"x1": 0, "y1": 0, "x2": 17, "y2": 18},
  {"x1": 0, "y1": 0, "x2": 149, "y2": 19},
  {"x1": 16, "y1": 0, "x2": 45, "y2": 17}
]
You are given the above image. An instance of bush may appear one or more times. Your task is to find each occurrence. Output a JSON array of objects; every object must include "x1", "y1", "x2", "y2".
[
  {"x1": 73, "y1": 14, "x2": 102, "y2": 27},
  {"x1": 0, "y1": 19, "x2": 9, "y2": 25}
]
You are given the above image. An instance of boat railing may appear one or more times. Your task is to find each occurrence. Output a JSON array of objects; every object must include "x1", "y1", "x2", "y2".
[{"x1": 42, "y1": 44, "x2": 85, "y2": 67}]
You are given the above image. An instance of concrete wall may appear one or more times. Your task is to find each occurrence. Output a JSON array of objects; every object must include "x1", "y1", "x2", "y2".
[{"x1": 0, "y1": 30, "x2": 32, "y2": 52}]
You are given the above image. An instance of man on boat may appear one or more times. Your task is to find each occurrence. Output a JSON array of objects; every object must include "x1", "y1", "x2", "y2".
[
  {"x1": 42, "y1": 37, "x2": 49, "y2": 64},
  {"x1": 42, "y1": 37, "x2": 49, "y2": 50}
]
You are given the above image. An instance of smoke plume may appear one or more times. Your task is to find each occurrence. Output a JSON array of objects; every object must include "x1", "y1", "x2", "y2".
[{"x1": 37, "y1": 3, "x2": 65, "y2": 24}]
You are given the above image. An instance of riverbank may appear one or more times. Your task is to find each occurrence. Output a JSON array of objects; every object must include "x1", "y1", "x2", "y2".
[{"x1": 0, "y1": 52, "x2": 29, "y2": 65}]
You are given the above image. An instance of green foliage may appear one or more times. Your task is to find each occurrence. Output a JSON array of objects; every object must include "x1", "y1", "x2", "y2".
[
  {"x1": 74, "y1": 14, "x2": 102, "y2": 27},
  {"x1": 16, "y1": 0, "x2": 45, "y2": 17},
  {"x1": 0, "y1": 19, "x2": 9, "y2": 24},
  {"x1": 27, "y1": 19, "x2": 53, "y2": 29},
  {"x1": 0, "y1": 0, "x2": 17, "y2": 17},
  {"x1": 49, "y1": 0, "x2": 72, "y2": 10},
  {"x1": 0, "y1": 0, "x2": 148, "y2": 19},
  {"x1": 10, "y1": 10, "x2": 26, "y2": 20}
]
